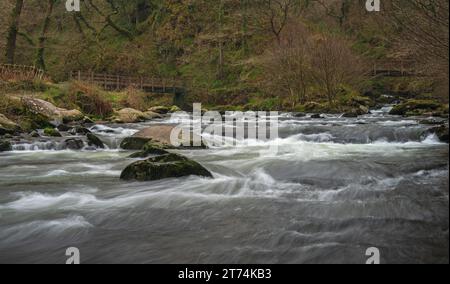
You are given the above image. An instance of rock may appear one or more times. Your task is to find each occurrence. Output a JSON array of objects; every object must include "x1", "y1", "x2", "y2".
[
  {"x1": 29, "y1": 131, "x2": 40, "y2": 138},
  {"x1": 293, "y1": 112, "x2": 306, "y2": 118},
  {"x1": 127, "y1": 125, "x2": 205, "y2": 149},
  {"x1": 0, "y1": 114, "x2": 19, "y2": 131},
  {"x1": 21, "y1": 97, "x2": 83, "y2": 123},
  {"x1": 389, "y1": 100, "x2": 442, "y2": 116},
  {"x1": 120, "y1": 137, "x2": 152, "y2": 150},
  {"x1": 68, "y1": 126, "x2": 91, "y2": 135},
  {"x1": 169, "y1": 105, "x2": 182, "y2": 113},
  {"x1": 120, "y1": 153, "x2": 213, "y2": 181},
  {"x1": 0, "y1": 127, "x2": 13, "y2": 136},
  {"x1": 310, "y1": 114, "x2": 323, "y2": 119},
  {"x1": 143, "y1": 111, "x2": 163, "y2": 120},
  {"x1": 148, "y1": 106, "x2": 170, "y2": 114},
  {"x1": 43, "y1": 128, "x2": 62, "y2": 137},
  {"x1": 87, "y1": 133, "x2": 105, "y2": 148},
  {"x1": 63, "y1": 138, "x2": 85, "y2": 150},
  {"x1": 114, "y1": 108, "x2": 148, "y2": 123},
  {"x1": 0, "y1": 140, "x2": 12, "y2": 152},
  {"x1": 342, "y1": 112, "x2": 358, "y2": 118},
  {"x1": 129, "y1": 142, "x2": 170, "y2": 158},
  {"x1": 82, "y1": 116, "x2": 95, "y2": 124},
  {"x1": 57, "y1": 124, "x2": 72, "y2": 132},
  {"x1": 426, "y1": 125, "x2": 449, "y2": 143}
]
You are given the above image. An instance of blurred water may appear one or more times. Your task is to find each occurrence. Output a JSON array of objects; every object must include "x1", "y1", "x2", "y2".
[{"x1": 0, "y1": 111, "x2": 448, "y2": 264}]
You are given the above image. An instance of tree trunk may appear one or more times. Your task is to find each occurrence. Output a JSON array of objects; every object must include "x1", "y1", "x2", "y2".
[
  {"x1": 5, "y1": 0, "x2": 24, "y2": 64},
  {"x1": 35, "y1": 0, "x2": 55, "y2": 70}
]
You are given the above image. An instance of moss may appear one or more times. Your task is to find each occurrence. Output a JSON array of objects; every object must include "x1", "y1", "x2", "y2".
[
  {"x1": 120, "y1": 137, "x2": 152, "y2": 150},
  {"x1": 129, "y1": 142, "x2": 169, "y2": 158}
]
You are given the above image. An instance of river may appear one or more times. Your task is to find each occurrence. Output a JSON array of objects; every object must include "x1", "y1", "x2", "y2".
[{"x1": 0, "y1": 108, "x2": 448, "y2": 264}]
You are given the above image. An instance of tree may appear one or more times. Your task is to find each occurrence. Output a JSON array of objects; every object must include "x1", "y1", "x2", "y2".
[
  {"x1": 35, "y1": 0, "x2": 56, "y2": 70},
  {"x1": 254, "y1": 0, "x2": 309, "y2": 43},
  {"x1": 310, "y1": 34, "x2": 367, "y2": 104},
  {"x1": 5, "y1": 0, "x2": 24, "y2": 64},
  {"x1": 263, "y1": 23, "x2": 312, "y2": 106}
]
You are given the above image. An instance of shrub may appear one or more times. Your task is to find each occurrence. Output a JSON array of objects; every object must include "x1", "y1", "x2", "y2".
[{"x1": 67, "y1": 81, "x2": 113, "y2": 118}]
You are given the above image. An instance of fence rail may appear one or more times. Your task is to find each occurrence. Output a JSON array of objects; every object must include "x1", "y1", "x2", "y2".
[
  {"x1": 372, "y1": 59, "x2": 420, "y2": 77},
  {"x1": 0, "y1": 64, "x2": 44, "y2": 80},
  {"x1": 69, "y1": 71, "x2": 184, "y2": 93}
]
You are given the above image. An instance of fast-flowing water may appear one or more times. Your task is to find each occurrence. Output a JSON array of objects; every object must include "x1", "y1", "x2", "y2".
[{"x1": 0, "y1": 109, "x2": 448, "y2": 264}]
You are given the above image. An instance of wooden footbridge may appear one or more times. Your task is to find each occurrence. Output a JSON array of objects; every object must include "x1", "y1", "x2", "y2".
[{"x1": 69, "y1": 71, "x2": 185, "y2": 95}]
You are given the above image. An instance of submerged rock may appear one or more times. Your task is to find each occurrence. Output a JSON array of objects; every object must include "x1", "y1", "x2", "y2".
[
  {"x1": 310, "y1": 114, "x2": 324, "y2": 119},
  {"x1": 87, "y1": 133, "x2": 105, "y2": 148},
  {"x1": 0, "y1": 140, "x2": 12, "y2": 152},
  {"x1": 120, "y1": 153, "x2": 213, "y2": 181}
]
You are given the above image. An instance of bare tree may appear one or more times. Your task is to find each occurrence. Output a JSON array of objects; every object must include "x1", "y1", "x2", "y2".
[
  {"x1": 310, "y1": 34, "x2": 367, "y2": 104},
  {"x1": 254, "y1": 0, "x2": 308, "y2": 43},
  {"x1": 263, "y1": 23, "x2": 312, "y2": 106}
]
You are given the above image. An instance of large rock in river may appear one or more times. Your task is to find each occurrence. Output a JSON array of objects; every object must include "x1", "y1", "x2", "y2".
[
  {"x1": 0, "y1": 140, "x2": 12, "y2": 152},
  {"x1": 0, "y1": 114, "x2": 19, "y2": 134},
  {"x1": 120, "y1": 125, "x2": 204, "y2": 150},
  {"x1": 120, "y1": 153, "x2": 213, "y2": 181}
]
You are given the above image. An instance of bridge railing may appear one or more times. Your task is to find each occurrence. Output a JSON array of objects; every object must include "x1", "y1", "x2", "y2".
[
  {"x1": 69, "y1": 71, "x2": 183, "y2": 93},
  {"x1": 372, "y1": 59, "x2": 419, "y2": 77},
  {"x1": 0, "y1": 64, "x2": 45, "y2": 81}
]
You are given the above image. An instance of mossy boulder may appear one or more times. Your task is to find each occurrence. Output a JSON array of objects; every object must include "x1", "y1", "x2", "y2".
[
  {"x1": 113, "y1": 108, "x2": 148, "y2": 123},
  {"x1": 128, "y1": 142, "x2": 169, "y2": 158},
  {"x1": 87, "y1": 133, "x2": 105, "y2": 148},
  {"x1": 0, "y1": 140, "x2": 12, "y2": 152},
  {"x1": 120, "y1": 153, "x2": 213, "y2": 181},
  {"x1": 43, "y1": 128, "x2": 62, "y2": 137},
  {"x1": 389, "y1": 100, "x2": 442, "y2": 116},
  {"x1": 143, "y1": 111, "x2": 163, "y2": 120},
  {"x1": 20, "y1": 113, "x2": 55, "y2": 132},
  {"x1": 63, "y1": 138, "x2": 85, "y2": 150},
  {"x1": 21, "y1": 97, "x2": 83, "y2": 123}
]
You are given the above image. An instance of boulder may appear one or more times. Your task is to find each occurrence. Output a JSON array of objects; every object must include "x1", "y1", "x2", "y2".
[
  {"x1": 120, "y1": 153, "x2": 213, "y2": 181},
  {"x1": 43, "y1": 128, "x2": 62, "y2": 137},
  {"x1": 0, "y1": 114, "x2": 19, "y2": 131},
  {"x1": 87, "y1": 133, "x2": 105, "y2": 148},
  {"x1": 389, "y1": 100, "x2": 442, "y2": 116},
  {"x1": 310, "y1": 114, "x2": 324, "y2": 119},
  {"x1": 121, "y1": 125, "x2": 205, "y2": 150},
  {"x1": 57, "y1": 124, "x2": 72, "y2": 132},
  {"x1": 148, "y1": 106, "x2": 170, "y2": 114},
  {"x1": 426, "y1": 125, "x2": 449, "y2": 143},
  {"x1": 68, "y1": 126, "x2": 91, "y2": 135},
  {"x1": 63, "y1": 138, "x2": 85, "y2": 150},
  {"x1": 21, "y1": 97, "x2": 83, "y2": 123},
  {"x1": 128, "y1": 142, "x2": 169, "y2": 158},
  {"x1": 114, "y1": 108, "x2": 148, "y2": 123},
  {"x1": 0, "y1": 140, "x2": 12, "y2": 152},
  {"x1": 29, "y1": 131, "x2": 40, "y2": 138},
  {"x1": 293, "y1": 112, "x2": 306, "y2": 118}
]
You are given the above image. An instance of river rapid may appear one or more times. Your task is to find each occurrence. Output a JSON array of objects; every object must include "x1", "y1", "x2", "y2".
[{"x1": 0, "y1": 108, "x2": 448, "y2": 264}]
